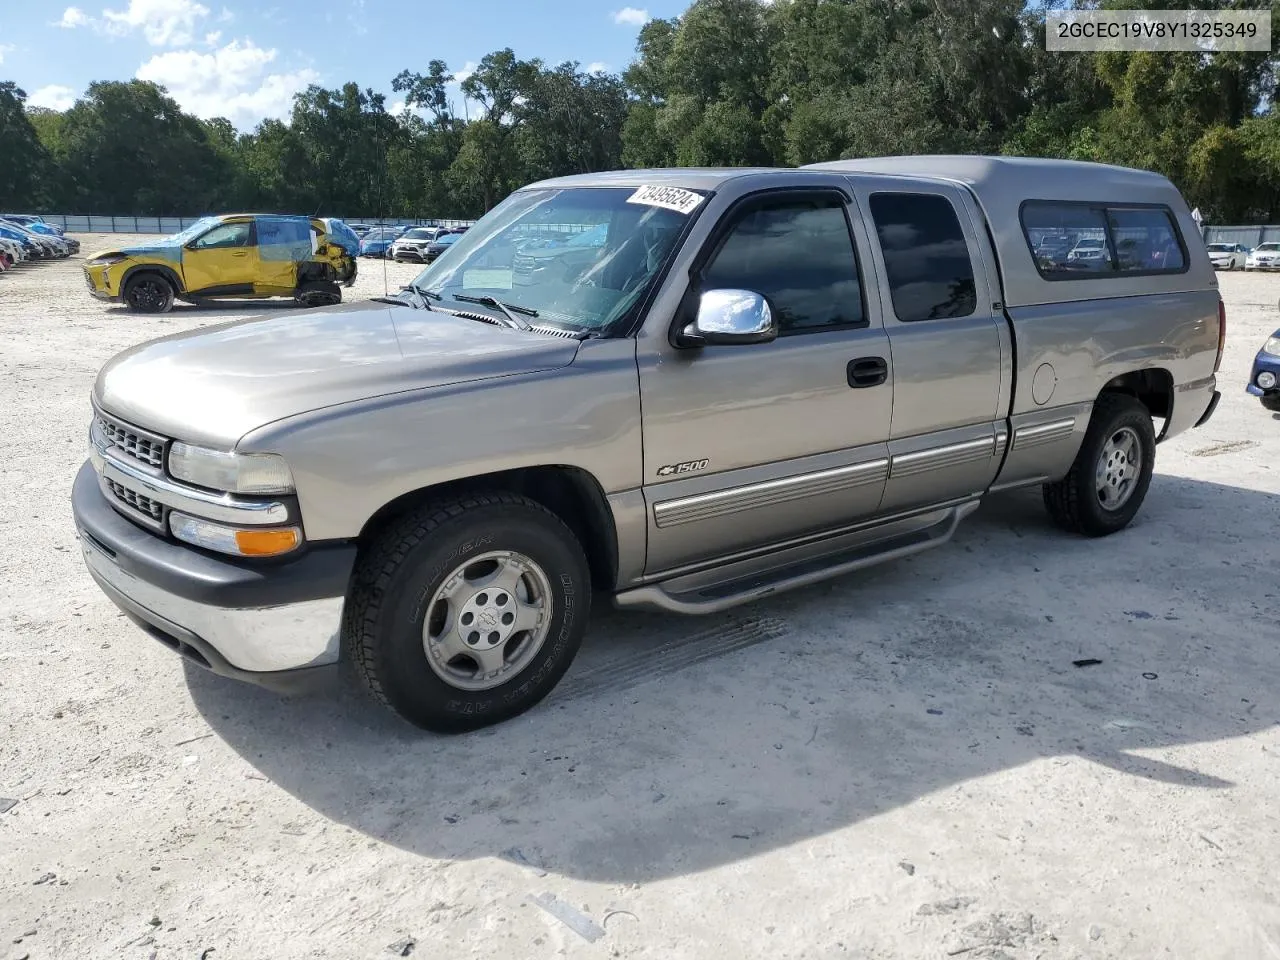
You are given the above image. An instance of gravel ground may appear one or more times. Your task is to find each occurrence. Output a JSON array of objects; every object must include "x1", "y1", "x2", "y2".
[{"x1": 2, "y1": 235, "x2": 1279, "y2": 960}]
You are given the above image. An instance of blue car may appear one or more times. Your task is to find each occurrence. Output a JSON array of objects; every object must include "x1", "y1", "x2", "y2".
[
  {"x1": 1, "y1": 214, "x2": 65, "y2": 236},
  {"x1": 1247, "y1": 328, "x2": 1280, "y2": 412},
  {"x1": 0, "y1": 222, "x2": 49, "y2": 259},
  {"x1": 359, "y1": 226, "x2": 405, "y2": 258}
]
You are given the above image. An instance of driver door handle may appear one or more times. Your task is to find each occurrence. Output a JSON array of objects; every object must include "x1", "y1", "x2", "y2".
[{"x1": 847, "y1": 357, "x2": 888, "y2": 388}]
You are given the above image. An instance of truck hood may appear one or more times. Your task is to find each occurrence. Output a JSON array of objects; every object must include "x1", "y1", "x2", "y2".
[{"x1": 94, "y1": 301, "x2": 581, "y2": 447}]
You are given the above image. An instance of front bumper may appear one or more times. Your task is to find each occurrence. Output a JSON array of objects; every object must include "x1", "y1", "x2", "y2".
[{"x1": 72, "y1": 461, "x2": 356, "y2": 691}]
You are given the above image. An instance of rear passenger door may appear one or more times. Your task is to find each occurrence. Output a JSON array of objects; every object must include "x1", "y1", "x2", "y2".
[{"x1": 850, "y1": 177, "x2": 1011, "y2": 513}]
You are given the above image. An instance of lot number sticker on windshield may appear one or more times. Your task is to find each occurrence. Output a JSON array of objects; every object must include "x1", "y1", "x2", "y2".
[{"x1": 627, "y1": 185, "x2": 705, "y2": 216}]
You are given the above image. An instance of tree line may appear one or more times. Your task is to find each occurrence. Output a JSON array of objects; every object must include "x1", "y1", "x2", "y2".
[{"x1": 2, "y1": 0, "x2": 1280, "y2": 223}]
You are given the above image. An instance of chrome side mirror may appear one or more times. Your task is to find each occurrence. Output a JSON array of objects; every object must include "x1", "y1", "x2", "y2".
[{"x1": 677, "y1": 289, "x2": 778, "y2": 348}]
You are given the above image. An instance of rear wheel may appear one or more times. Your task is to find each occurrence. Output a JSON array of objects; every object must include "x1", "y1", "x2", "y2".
[
  {"x1": 123, "y1": 273, "x2": 175, "y2": 314},
  {"x1": 1042, "y1": 393, "x2": 1155, "y2": 537},
  {"x1": 344, "y1": 493, "x2": 591, "y2": 733}
]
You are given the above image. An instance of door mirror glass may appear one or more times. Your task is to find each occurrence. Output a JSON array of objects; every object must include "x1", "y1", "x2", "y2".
[{"x1": 679, "y1": 289, "x2": 777, "y2": 347}]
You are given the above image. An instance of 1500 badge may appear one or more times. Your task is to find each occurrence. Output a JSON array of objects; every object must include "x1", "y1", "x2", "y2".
[{"x1": 656, "y1": 459, "x2": 709, "y2": 477}]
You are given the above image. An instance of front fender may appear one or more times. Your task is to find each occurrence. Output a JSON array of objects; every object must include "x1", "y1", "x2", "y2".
[{"x1": 236, "y1": 338, "x2": 644, "y2": 542}]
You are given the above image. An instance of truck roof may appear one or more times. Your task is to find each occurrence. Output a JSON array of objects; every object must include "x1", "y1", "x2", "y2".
[
  {"x1": 523, "y1": 168, "x2": 785, "y2": 191},
  {"x1": 803, "y1": 154, "x2": 1174, "y2": 199}
]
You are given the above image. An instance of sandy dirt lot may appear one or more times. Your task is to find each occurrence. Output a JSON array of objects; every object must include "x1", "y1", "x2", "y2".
[{"x1": 2, "y1": 235, "x2": 1279, "y2": 960}]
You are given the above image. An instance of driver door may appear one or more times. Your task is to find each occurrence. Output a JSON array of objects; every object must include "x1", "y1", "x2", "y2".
[
  {"x1": 181, "y1": 218, "x2": 258, "y2": 295},
  {"x1": 637, "y1": 187, "x2": 894, "y2": 574}
]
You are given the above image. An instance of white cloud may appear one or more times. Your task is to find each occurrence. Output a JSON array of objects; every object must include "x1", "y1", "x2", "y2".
[
  {"x1": 453, "y1": 60, "x2": 478, "y2": 85},
  {"x1": 203, "y1": 30, "x2": 221, "y2": 46},
  {"x1": 55, "y1": 7, "x2": 91, "y2": 28},
  {"x1": 0, "y1": 44, "x2": 14, "y2": 64},
  {"x1": 28, "y1": 85, "x2": 78, "y2": 111},
  {"x1": 55, "y1": 0, "x2": 213, "y2": 46},
  {"x1": 104, "y1": 0, "x2": 210, "y2": 45},
  {"x1": 613, "y1": 7, "x2": 649, "y2": 26},
  {"x1": 136, "y1": 38, "x2": 319, "y2": 126},
  {"x1": 587, "y1": 61, "x2": 609, "y2": 74}
]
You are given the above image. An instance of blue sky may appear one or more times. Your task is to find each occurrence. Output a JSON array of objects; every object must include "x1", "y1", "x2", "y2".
[{"x1": 0, "y1": 0, "x2": 688, "y2": 129}]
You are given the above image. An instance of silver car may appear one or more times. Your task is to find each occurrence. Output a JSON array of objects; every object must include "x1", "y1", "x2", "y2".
[{"x1": 74, "y1": 156, "x2": 1223, "y2": 732}]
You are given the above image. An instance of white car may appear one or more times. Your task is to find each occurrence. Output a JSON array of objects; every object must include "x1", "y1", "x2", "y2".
[
  {"x1": 1206, "y1": 241, "x2": 1247, "y2": 270},
  {"x1": 1246, "y1": 242, "x2": 1280, "y2": 270},
  {"x1": 0, "y1": 237, "x2": 25, "y2": 266},
  {"x1": 1066, "y1": 236, "x2": 1109, "y2": 266},
  {"x1": 389, "y1": 227, "x2": 443, "y2": 262}
]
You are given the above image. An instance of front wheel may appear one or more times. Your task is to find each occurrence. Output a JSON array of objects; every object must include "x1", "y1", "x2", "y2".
[
  {"x1": 123, "y1": 274, "x2": 175, "y2": 313},
  {"x1": 1042, "y1": 393, "x2": 1155, "y2": 537},
  {"x1": 343, "y1": 493, "x2": 592, "y2": 733},
  {"x1": 295, "y1": 279, "x2": 342, "y2": 307}
]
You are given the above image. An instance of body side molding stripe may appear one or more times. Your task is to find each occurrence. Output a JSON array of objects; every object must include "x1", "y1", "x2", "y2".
[
  {"x1": 653, "y1": 459, "x2": 889, "y2": 529},
  {"x1": 1011, "y1": 417, "x2": 1078, "y2": 450}
]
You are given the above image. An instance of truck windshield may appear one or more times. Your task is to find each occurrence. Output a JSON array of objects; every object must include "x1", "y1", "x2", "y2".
[{"x1": 412, "y1": 186, "x2": 699, "y2": 335}]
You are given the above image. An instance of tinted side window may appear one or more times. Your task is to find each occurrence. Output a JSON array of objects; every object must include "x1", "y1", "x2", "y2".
[
  {"x1": 1107, "y1": 207, "x2": 1185, "y2": 273},
  {"x1": 1021, "y1": 201, "x2": 1114, "y2": 276},
  {"x1": 868, "y1": 193, "x2": 977, "y2": 323},
  {"x1": 1020, "y1": 201, "x2": 1187, "y2": 278},
  {"x1": 193, "y1": 221, "x2": 252, "y2": 249},
  {"x1": 702, "y1": 196, "x2": 865, "y2": 333}
]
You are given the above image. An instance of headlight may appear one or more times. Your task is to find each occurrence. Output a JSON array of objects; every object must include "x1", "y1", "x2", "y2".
[
  {"x1": 168, "y1": 443, "x2": 295, "y2": 494},
  {"x1": 87, "y1": 254, "x2": 128, "y2": 267},
  {"x1": 170, "y1": 512, "x2": 302, "y2": 557},
  {"x1": 1263, "y1": 336, "x2": 1280, "y2": 357},
  {"x1": 1259, "y1": 371, "x2": 1278, "y2": 390}
]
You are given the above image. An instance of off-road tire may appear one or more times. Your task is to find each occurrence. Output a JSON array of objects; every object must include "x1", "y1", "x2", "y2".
[
  {"x1": 343, "y1": 493, "x2": 592, "y2": 733},
  {"x1": 123, "y1": 273, "x2": 176, "y2": 314},
  {"x1": 1042, "y1": 393, "x2": 1156, "y2": 537}
]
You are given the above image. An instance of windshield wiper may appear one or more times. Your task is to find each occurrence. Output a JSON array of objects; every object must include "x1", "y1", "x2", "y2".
[
  {"x1": 452, "y1": 294, "x2": 536, "y2": 331},
  {"x1": 372, "y1": 284, "x2": 440, "y2": 311}
]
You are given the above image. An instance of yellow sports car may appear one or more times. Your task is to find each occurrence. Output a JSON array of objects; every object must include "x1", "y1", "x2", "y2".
[{"x1": 82, "y1": 214, "x2": 358, "y2": 313}]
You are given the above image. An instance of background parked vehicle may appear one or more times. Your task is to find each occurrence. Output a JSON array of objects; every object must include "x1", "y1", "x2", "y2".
[
  {"x1": 83, "y1": 213, "x2": 357, "y2": 312},
  {"x1": 1066, "y1": 236, "x2": 1109, "y2": 268},
  {"x1": 0, "y1": 236, "x2": 26, "y2": 266},
  {"x1": 1246, "y1": 242, "x2": 1280, "y2": 269},
  {"x1": 1206, "y1": 241, "x2": 1247, "y2": 270},
  {"x1": 1, "y1": 214, "x2": 66, "y2": 236},
  {"x1": 6, "y1": 218, "x2": 80, "y2": 254},
  {"x1": 0, "y1": 221, "x2": 62, "y2": 259},
  {"x1": 1248, "y1": 329, "x2": 1280, "y2": 411},
  {"x1": 422, "y1": 230, "x2": 463, "y2": 263},
  {"x1": 359, "y1": 226, "x2": 405, "y2": 258},
  {"x1": 389, "y1": 227, "x2": 444, "y2": 262}
]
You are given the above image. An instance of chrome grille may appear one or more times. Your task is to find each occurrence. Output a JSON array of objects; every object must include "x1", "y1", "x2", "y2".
[
  {"x1": 97, "y1": 413, "x2": 166, "y2": 469},
  {"x1": 105, "y1": 478, "x2": 164, "y2": 525}
]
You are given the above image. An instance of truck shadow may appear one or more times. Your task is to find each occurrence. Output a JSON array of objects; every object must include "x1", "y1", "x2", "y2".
[{"x1": 185, "y1": 475, "x2": 1280, "y2": 883}]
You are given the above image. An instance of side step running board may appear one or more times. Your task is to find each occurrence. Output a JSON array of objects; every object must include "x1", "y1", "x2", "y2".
[{"x1": 614, "y1": 501, "x2": 979, "y2": 616}]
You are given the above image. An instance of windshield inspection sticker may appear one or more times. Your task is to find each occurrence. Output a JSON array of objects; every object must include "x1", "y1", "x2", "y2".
[{"x1": 627, "y1": 185, "x2": 705, "y2": 216}]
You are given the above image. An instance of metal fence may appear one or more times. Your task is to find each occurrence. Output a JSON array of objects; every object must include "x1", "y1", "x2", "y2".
[
  {"x1": 32, "y1": 214, "x2": 477, "y2": 235},
  {"x1": 1202, "y1": 224, "x2": 1280, "y2": 247}
]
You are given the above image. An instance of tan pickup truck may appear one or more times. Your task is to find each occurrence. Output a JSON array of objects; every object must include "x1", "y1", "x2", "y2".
[{"x1": 74, "y1": 156, "x2": 1224, "y2": 732}]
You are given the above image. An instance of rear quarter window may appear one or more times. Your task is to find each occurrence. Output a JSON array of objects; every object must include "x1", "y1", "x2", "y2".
[{"x1": 867, "y1": 192, "x2": 977, "y2": 323}]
